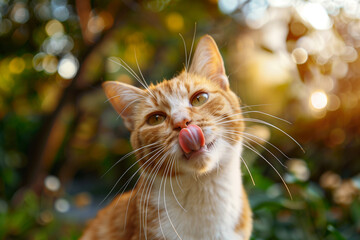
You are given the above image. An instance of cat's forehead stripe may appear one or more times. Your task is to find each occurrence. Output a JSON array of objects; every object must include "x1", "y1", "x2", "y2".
[{"x1": 147, "y1": 78, "x2": 191, "y2": 109}]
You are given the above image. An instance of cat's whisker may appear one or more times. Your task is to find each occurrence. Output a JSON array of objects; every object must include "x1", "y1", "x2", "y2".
[
  {"x1": 169, "y1": 155, "x2": 187, "y2": 212},
  {"x1": 240, "y1": 155, "x2": 255, "y2": 186},
  {"x1": 187, "y1": 23, "x2": 197, "y2": 70},
  {"x1": 174, "y1": 157, "x2": 184, "y2": 193},
  {"x1": 115, "y1": 99, "x2": 141, "y2": 121},
  {"x1": 156, "y1": 154, "x2": 170, "y2": 240},
  {"x1": 118, "y1": 146, "x2": 166, "y2": 203},
  {"x1": 218, "y1": 133, "x2": 292, "y2": 198},
  {"x1": 218, "y1": 118, "x2": 304, "y2": 153},
  {"x1": 108, "y1": 57, "x2": 143, "y2": 84},
  {"x1": 101, "y1": 141, "x2": 161, "y2": 178},
  {"x1": 242, "y1": 131, "x2": 291, "y2": 160},
  {"x1": 163, "y1": 157, "x2": 183, "y2": 240},
  {"x1": 241, "y1": 141, "x2": 293, "y2": 199},
  {"x1": 103, "y1": 145, "x2": 165, "y2": 207},
  {"x1": 223, "y1": 130, "x2": 287, "y2": 168},
  {"x1": 240, "y1": 103, "x2": 273, "y2": 109},
  {"x1": 108, "y1": 57, "x2": 156, "y2": 99},
  {"x1": 179, "y1": 33, "x2": 188, "y2": 73},
  {"x1": 142, "y1": 151, "x2": 170, "y2": 239},
  {"x1": 116, "y1": 148, "x2": 168, "y2": 235},
  {"x1": 209, "y1": 104, "x2": 225, "y2": 120},
  {"x1": 137, "y1": 150, "x2": 167, "y2": 239},
  {"x1": 213, "y1": 105, "x2": 286, "y2": 124},
  {"x1": 123, "y1": 150, "x2": 164, "y2": 231},
  {"x1": 241, "y1": 111, "x2": 291, "y2": 124},
  {"x1": 214, "y1": 140, "x2": 220, "y2": 176},
  {"x1": 213, "y1": 132, "x2": 254, "y2": 185},
  {"x1": 134, "y1": 49, "x2": 157, "y2": 100},
  {"x1": 214, "y1": 109, "x2": 290, "y2": 125},
  {"x1": 134, "y1": 50, "x2": 150, "y2": 89}
]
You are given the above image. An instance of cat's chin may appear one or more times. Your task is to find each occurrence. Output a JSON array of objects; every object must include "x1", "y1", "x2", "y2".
[{"x1": 179, "y1": 140, "x2": 218, "y2": 174}]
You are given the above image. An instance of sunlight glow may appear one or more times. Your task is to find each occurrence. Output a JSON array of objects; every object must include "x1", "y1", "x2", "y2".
[
  {"x1": 298, "y1": 2, "x2": 332, "y2": 30},
  {"x1": 310, "y1": 91, "x2": 328, "y2": 110}
]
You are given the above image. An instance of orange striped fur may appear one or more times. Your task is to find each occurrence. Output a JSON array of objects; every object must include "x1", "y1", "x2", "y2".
[{"x1": 81, "y1": 35, "x2": 252, "y2": 240}]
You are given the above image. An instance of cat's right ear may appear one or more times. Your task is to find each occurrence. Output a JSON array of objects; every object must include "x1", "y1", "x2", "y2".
[
  {"x1": 102, "y1": 81, "x2": 144, "y2": 130},
  {"x1": 189, "y1": 35, "x2": 229, "y2": 90}
]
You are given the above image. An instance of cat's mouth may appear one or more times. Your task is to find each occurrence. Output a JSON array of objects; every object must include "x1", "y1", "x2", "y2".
[
  {"x1": 183, "y1": 140, "x2": 216, "y2": 159},
  {"x1": 178, "y1": 124, "x2": 216, "y2": 160}
]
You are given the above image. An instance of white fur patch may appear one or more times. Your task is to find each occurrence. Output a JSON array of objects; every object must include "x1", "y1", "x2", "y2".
[{"x1": 146, "y1": 143, "x2": 245, "y2": 240}]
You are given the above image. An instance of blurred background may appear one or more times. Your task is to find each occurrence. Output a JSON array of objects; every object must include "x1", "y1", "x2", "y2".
[{"x1": 0, "y1": 0, "x2": 360, "y2": 239}]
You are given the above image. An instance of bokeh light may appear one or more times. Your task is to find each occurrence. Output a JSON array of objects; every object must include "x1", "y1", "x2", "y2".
[
  {"x1": 297, "y1": 2, "x2": 332, "y2": 30},
  {"x1": 218, "y1": 0, "x2": 240, "y2": 14},
  {"x1": 291, "y1": 47, "x2": 308, "y2": 64},
  {"x1": 9, "y1": 57, "x2": 26, "y2": 74},
  {"x1": 310, "y1": 91, "x2": 328, "y2": 110},
  {"x1": 165, "y1": 13, "x2": 184, "y2": 32},
  {"x1": 58, "y1": 55, "x2": 78, "y2": 79},
  {"x1": 44, "y1": 175, "x2": 61, "y2": 192},
  {"x1": 45, "y1": 19, "x2": 64, "y2": 36},
  {"x1": 55, "y1": 198, "x2": 70, "y2": 213}
]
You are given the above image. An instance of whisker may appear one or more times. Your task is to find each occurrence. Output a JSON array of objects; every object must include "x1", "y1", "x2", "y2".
[
  {"x1": 223, "y1": 130, "x2": 287, "y2": 168},
  {"x1": 187, "y1": 23, "x2": 197, "y2": 70},
  {"x1": 241, "y1": 110, "x2": 291, "y2": 124},
  {"x1": 163, "y1": 156, "x2": 183, "y2": 240},
  {"x1": 213, "y1": 132, "x2": 254, "y2": 185},
  {"x1": 116, "y1": 98, "x2": 141, "y2": 120},
  {"x1": 134, "y1": 49, "x2": 150, "y2": 89},
  {"x1": 179, "y1": 33, "x2": 188, "y2": 72},
  {"x1": 218, "y1": 118, "x2": 304, "y2": 153},
  {"x1": 108, "y1": 57, "x2": 143, "y2": 84},
  {"x1": 102, "y1": 145, "x2": 164, "y2": 207},
  {"x1": 108, "y1": 57, "x2": 156, "y2": 99},
  {"x1": 215, "y1": 133, "x2": 292, "y2": 199},
  {"x1": 240, "y1": 155, "x2": 255, "y2": 186},
  {"x1": 174, "y1": 157, "x2": 183, "y2": 192},
  {"x1": 117, "y1": 146, "x2": 166, "y2": 200},
  {"x1": 242, "y1": 140, "x2": 293, "y2": 199},
  {"x1": 240, "y1": 104, "x2": 273, "y2": 109},
  {"x1": 123, "y1": 153, "x2": 161, "y2": 231},
  {"x1": 101, "y1": 141, "x2": 160, "y2": 178},
  {"x1": 142, "y1": 151, "x2": 170, "y2": 239},
  {"x1": 155, "y1": 154, "x2": 170, "y2": 240},
  {"x1": 169, "y1": 155, "x2": 187, "y2": 212},
  {"x1": 242, "y1": 132, "x2": 291, "y2": 160}
]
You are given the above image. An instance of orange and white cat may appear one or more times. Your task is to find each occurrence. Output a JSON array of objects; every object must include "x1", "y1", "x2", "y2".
[{"x1": 81, "y1": 35, "x2": 252, "y2": 240}]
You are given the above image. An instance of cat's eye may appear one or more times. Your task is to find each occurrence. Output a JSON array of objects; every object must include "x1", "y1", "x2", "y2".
[
  {"x1": 191, "y1": 92, "x2": 209, "y2": 107},
  {"x1": 147, "y1": 113, "x2": 166, "y2": 126}
]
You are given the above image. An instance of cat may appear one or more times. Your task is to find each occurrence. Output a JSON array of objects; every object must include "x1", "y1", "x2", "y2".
[{"x1": 80, "y1": 35, "x2": 252, "y2": 240}]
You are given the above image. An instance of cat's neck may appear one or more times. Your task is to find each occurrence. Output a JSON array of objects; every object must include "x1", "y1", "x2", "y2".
[{"x1": 145, "y1": 144, "x2": 244, "y2": 239}]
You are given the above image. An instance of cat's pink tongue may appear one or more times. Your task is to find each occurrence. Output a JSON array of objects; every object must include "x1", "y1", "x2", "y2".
[{"x1": 179, "y1": 124, "x2": 205, "y2": 154}]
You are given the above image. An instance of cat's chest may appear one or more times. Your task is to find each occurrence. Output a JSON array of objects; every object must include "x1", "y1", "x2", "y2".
[{"x1": 149, "y1": 162, "x2": 243, "y2": 240}]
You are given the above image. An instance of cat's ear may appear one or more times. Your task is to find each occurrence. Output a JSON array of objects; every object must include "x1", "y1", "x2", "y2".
[
  {"x1": 189, "y1": 35, "x2": 229, "y2": 90},
  {"x1": 102, "y1": 81, "x2": 144, "y2": 130}
]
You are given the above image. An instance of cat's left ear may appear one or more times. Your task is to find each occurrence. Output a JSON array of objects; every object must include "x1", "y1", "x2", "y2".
[
  {"x1": 102, "y1": 81, "x2": 144, "y2": 131},
  {"x1": 189, "y1": 35, "x2": 229, "y2": 90}
]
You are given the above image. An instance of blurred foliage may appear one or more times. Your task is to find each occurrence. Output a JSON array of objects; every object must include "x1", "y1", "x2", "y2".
[{"x1": 1, "y1": 0, "x2": 360, "y2": 239}]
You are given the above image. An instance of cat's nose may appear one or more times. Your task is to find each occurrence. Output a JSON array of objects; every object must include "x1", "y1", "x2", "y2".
[{"x1": 173, "y1": 117, "x2": 191, "y2": 130}]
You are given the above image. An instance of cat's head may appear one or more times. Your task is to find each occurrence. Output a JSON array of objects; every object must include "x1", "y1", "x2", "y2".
[{"x1": 103, "y1": 35, "x2": 244, "y2": 176}]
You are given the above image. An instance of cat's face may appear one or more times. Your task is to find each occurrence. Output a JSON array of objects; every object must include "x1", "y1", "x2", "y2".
[{"x1": 103, "y1": 35, "x2": 244, "y2": 176}]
